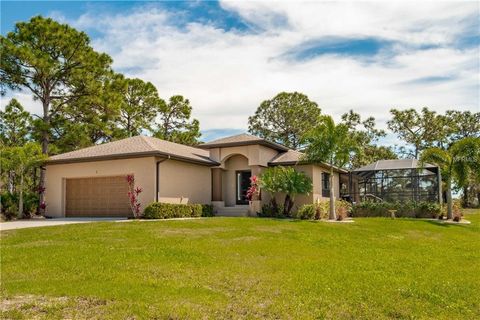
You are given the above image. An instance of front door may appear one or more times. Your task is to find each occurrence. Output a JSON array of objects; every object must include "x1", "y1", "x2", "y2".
[{"x1": 236, "y1": 170, "x2": 251, "y2": 205}]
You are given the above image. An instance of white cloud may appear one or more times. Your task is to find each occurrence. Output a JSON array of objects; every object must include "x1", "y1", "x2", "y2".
[
  {"x1": 1, "y1": 92, "x2": 42, "y2": 116},
  {"x1": 4, "y1": 1, "x2": 479, "y2": 141}
]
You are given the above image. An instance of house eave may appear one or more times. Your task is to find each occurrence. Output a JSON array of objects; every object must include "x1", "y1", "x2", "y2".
[
  {"x1": 46, "y1": 151, "x2": 219, "y2": 166},
  {"x1": 268, "y1": 161, "x2": 349, "y2": 173}
]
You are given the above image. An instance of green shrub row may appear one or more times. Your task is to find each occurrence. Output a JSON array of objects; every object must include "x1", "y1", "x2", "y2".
[
  {"x1": 350, "y1": 201, "x2": 442, "y2": 218},
  {"x1": 294, "y1": 200, "x2": 352, "y2": 220},
  {"x1": 143, "y1": 202, "x2": 214, "y2": 219}
]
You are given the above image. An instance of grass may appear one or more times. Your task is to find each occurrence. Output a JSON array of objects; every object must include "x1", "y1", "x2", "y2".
[{"x1": 1, "y1": 210, "x2": 479, "y2": 319}]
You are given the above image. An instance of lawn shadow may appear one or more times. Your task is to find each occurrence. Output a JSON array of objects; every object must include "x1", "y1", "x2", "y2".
[{"x1": 420, "y1": 219, "x2": 471, "y2": 228}]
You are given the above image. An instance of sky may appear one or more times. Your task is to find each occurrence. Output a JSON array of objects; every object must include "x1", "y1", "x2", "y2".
[{"x1": 1, "y1": 0, "x2": 479, "y2": 144}]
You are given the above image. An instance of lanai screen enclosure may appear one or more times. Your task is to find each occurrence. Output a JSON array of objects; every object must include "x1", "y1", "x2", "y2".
[{"x1": 340, "y1": 159, "x2": 441, "y2": 203}]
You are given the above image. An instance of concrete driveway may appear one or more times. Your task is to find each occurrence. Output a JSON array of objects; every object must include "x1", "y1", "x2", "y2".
[{"x1": 0, "y1": 217, "x2": 127, "y2": 231}]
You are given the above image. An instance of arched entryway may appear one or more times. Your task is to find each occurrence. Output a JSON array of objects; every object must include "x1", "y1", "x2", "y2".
[{"x1": 222, "y1": 154, "x2": 250, "y2": 206}]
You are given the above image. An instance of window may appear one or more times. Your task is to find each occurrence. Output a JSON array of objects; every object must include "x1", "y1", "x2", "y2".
[{"x1": 322, "y1": 172, "x2": 330, "y2": 197}]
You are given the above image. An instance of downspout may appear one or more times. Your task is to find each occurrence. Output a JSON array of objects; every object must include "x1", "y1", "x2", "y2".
[{"x1": 156, "y1": 156, "x2": 170, "y2": 202}]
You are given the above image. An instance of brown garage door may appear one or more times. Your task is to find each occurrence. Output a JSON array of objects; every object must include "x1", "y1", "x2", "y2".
[{"x1": 65, "y1": 176, "x2": 131, "y2": 217}]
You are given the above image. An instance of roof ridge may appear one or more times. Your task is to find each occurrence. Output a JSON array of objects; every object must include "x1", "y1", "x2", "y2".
[{"x1": 139, "y1": 135, "x2": 158, "y2": 152}]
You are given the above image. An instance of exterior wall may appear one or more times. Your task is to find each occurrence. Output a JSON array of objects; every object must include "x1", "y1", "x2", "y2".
[
  {"x1": 222, "y1": 154, "x2": 250, "y2": 206},
  {"x1": 158, "y1": 159, "x2": 211, "y2": 205},
  {"x1": 45, "y1": 157, "x2": 156, "y2": 217},
  {"x1": 311, "y1": 165, "x2": 340, "y2": 203},
  {"x1": 210, "y1": 144, "x2": 280, "y2": 168}
]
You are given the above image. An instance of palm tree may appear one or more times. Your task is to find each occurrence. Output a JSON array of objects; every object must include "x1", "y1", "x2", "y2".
[
  {"x1": 259, "y1": 166, "x2": 312, "y2": 217},
  {"x1": 420, "y1": 137, "x2": 480, "y2": 219},
  {"x1": 302, "y1": 115, "x2": 356, "y2": 220}
]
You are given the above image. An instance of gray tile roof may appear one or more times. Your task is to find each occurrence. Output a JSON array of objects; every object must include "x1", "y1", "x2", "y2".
[
  {"x1": 269, "y1": 149, "x2": 304, "y2": 164},
  {"x1": 48, "y1": 136, "x2": 218, "y2": 165},
  {"x1": 269, "y1": 149, "x2": 348, "y2": 173},
  {"x1": 199, "y1": 133, "x2": 289, "y2": 151},
  {"x1": 353, "y1": 159, "x2": 436, "y2": 171}
]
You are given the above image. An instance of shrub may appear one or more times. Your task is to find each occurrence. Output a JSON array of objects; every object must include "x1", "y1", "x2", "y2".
[
  {"x1": 451, "y1": 199, "x2": 463, "y2": 221},
  {"x1": 259, "y1": 202, "x2": 285, "y2": 218},
  {"x1": 1, "y1": 192, "x2": 18, "y2": 220},
  {"x1": 0, "y1": 192, "x2": 40, "y2": 219},
  {"x1": 351, "y1": 201, "x2": 442, "y2": 219},
  {"x1": 23, "y1": 193, "x2": 39, "y2": 217},
  {"x1": 201, "y1": 204, "x2": 214, "y2": 217},
  {"x1": 294, "y1": 200, "x2": 352, "y2": 220},
  {"x1": 294, "y1": 204, "x2": 316, "y2": 220},
  {"x1": 190, "y1": 204, "x2": 202, "y2": 217},
  {"x1": 143, "y1": 202, "x2": 213, "y2": 219}
]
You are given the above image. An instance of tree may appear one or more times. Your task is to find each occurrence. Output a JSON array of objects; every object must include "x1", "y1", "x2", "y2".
[
  {"x1": 0, "y1": 143, "x2": 47, "y2": 218},
  {"x1": 259, "y1": 166, "x2": 312, "y2": 217},
  {"x1": 340, "y1": 110, "x2": 396, "y2": 168},
  {"x1": 153, "y1": 95, "x2": 201, "y2": 145},
  {"x1": 39, "y1": 75, "x2": 125, "y2": 153},
  {"x1": 0, "y1": 98, "x2": 31, "y2": 146},
  {"x1": 387, "y1": 108, "x2": 447, "y2": 158},
  {"x1": 1, "y1": 16, "x2": 112, "y2": 213},
  {"x1": 115, "y1": 77, "x2": 163, "y2": 138},
  {"x1": 302, "y1": 115, "x2": 357, "y2": 220},
  {"x1": 420, "y1": 137, "x2": 480, "y2": 219},
  {"x1": 248, "y1": 92, "x2": 321, "y2": 149},
  {"x1": 445, "y1": 110, "x2": 480, "y2": 142}
]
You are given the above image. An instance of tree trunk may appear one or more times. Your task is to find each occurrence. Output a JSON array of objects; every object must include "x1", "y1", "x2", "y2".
[
  {"x1": 283, "y1": 194, "x2": 294, "y2": 217},
  {"x1": 329, "y1": 166, "x2": 336, "y2": 220},
  {"x1": 8, "y1": 171, "x2": 15, "y2": 193},
  {"x1": 270, "y1": 198, "x2": 278, "y2": 215},
  {"x1": 462, "y1": 185, "x2": 469, "y2": 207},
  {"x1": 18, "y1": 172, "x2": 24, "y2": 219},
  {"x1": 38, "y1": 99, "x2": 50, "y2": 215},
  {"x1": 446, "y1": 179, "x2": 453, "y2": 220}
]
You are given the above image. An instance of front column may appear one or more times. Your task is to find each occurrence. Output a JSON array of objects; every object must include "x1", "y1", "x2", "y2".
[{"x1": 212, "y1": 167, "x2": 223, "y2": 201}]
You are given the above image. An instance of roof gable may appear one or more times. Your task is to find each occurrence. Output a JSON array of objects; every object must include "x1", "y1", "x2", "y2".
[{"x1": 199, "y1": 133, "x2": 289, "y2": 151}]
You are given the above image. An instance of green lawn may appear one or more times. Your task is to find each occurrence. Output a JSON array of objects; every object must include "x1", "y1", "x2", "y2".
[{"x1": 1, "y1": 210, "x2": 479, "y2": 319}]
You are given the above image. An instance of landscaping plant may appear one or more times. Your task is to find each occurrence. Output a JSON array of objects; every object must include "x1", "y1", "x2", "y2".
[
  {"x1": 246, "y1": 175, "x2": 260, "y2": 201},
  {"x1": 126, "y1": 174, "x2": 143, "y2": 218},
  {"x1": 143, "y1": 202, "x2": 205, "y2": 219},
  {"x1": 421, "y1": 137, "x2": 480, "y2": 219},
  {"x1": 350, "y1": 201, "x2": 442, "y2": 218},
  {"x1": 302, "y1": 115, "x2": 357, "y2": 220},
  {"x1": 259, "y1": 166, "x2": 312, "y2": 217},
  {"x1": 295, "y1": 200, "x2": 352, "y2": 220}
]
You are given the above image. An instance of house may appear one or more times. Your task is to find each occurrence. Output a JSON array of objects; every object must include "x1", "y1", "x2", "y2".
[{"x1": 45, "y1": 134, "x2": 346, "y2": 217}]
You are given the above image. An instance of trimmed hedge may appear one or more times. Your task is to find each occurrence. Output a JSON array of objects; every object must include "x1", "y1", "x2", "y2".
[
  {"x1": 350, "y1": 201, "x2": 442, "y2": 218},
  {"x1": 143, "y1": 202, "x2": 211, "y2": 219},
  {"x1": 201, "y1": 204, "x2": 214, "y2": 217}
]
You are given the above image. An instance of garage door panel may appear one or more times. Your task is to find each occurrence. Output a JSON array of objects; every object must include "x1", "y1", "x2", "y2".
[{"x1": 65, "y1": 176, "x2": 131, "y2": 217}]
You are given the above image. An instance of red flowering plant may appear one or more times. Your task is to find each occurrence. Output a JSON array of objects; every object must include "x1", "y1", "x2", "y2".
[
  {"x1": 246, "y1": 175, "x2": 260, "y2": 201},
  {"x1": 126, "y1": 174, "x2": 143, "y2": 218}
]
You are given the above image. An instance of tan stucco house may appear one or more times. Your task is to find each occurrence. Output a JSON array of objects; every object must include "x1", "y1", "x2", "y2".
[{"x1": 45, "y1": 134, "x2": 345, "y2": 217}]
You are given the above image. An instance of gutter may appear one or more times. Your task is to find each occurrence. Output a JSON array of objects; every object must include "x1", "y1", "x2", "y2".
[
  {"x1": 156, "y1": 155, "x2": 170, "y2": 202},
  {"x1": 46, "y1": 151, "x2": 219, "y2": 166}
]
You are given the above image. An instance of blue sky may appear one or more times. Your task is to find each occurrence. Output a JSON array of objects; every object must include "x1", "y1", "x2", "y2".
[{"x1": 1, "y1": 1, "x2": 479, "y2": 145}]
